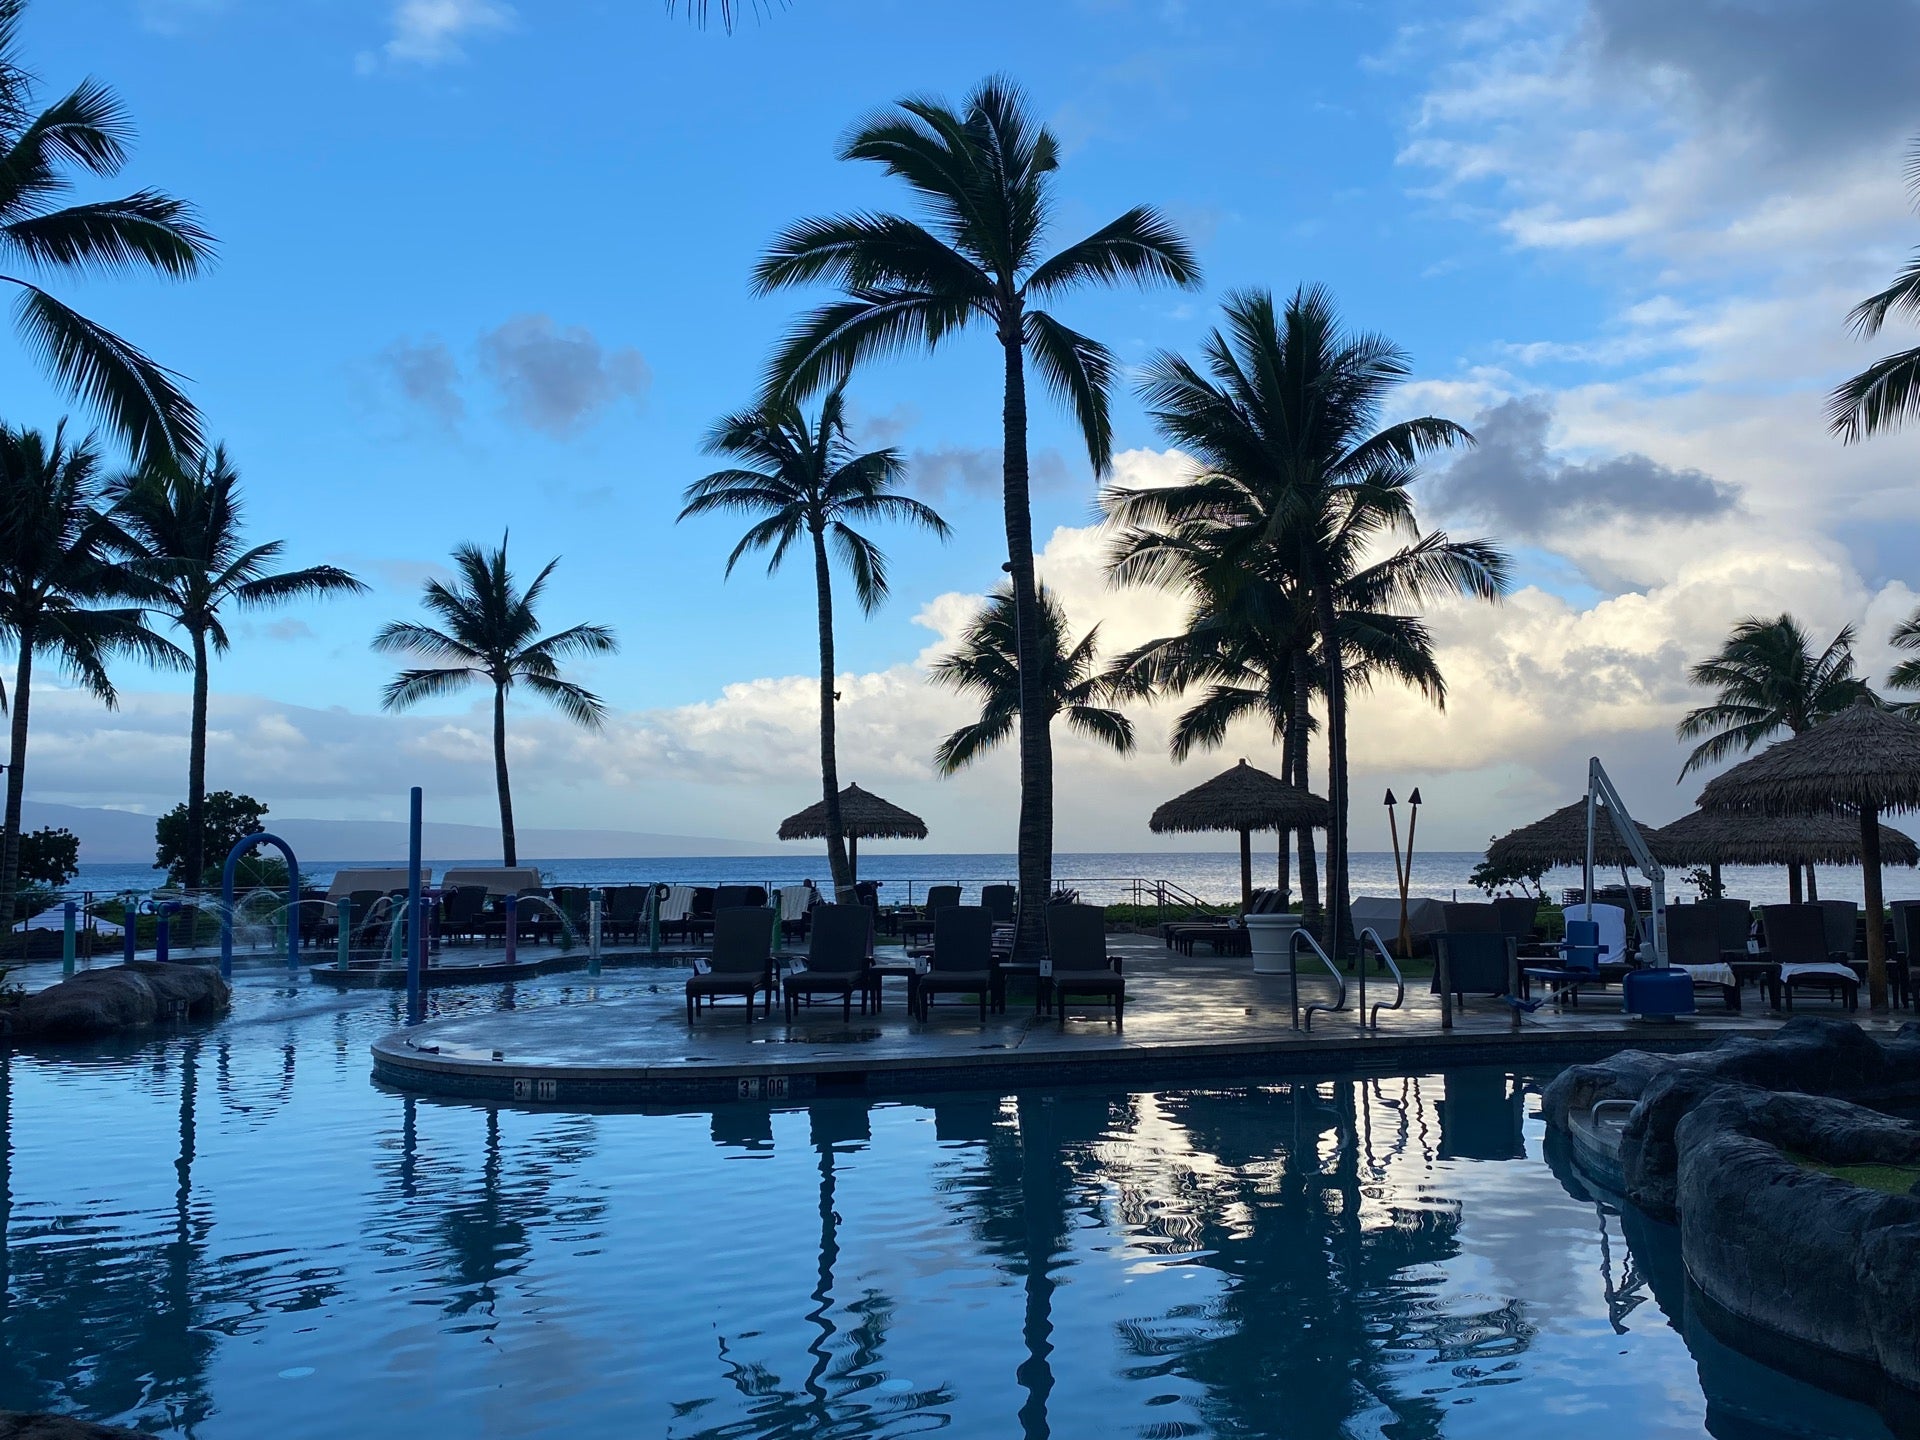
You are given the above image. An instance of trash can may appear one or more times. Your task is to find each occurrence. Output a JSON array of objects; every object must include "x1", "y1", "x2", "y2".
[{"x1": 1245, "y1": 913, "x2": 1303, "y2": 976}]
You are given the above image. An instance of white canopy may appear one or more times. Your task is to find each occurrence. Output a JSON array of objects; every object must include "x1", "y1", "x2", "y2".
[{"x1": 325, "y1": 868, "x2": 431, "y2": 901}]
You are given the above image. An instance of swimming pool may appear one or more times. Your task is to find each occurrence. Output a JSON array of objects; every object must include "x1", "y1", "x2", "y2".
[{"x1": 0, "y1": 972, "x2": 1901, "y2": 1439}]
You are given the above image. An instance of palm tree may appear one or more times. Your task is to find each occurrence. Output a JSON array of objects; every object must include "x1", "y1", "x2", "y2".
[
  {"x1": 1887, "y1": 608, "x2": 1920, "y2": 713},
  {"x1": 0, "y1": 421, "x2": 183, "y2": 923},
  {"x1": 0, "y1": 0, "x2": 213, "y2": 461},
  {"x1": 1105, "y1": 287, "x2": 1503, "y2": 953},
  {"x1": 930, "y1": 582, "x2": 1134, "y2": 775},
  {"x1": 1676, "y1": 615, "x2": 1871, "y2": 775},
  {"x1": 753, "y1": 76, "x2": 1199, "y2": 955},
  {"x1": 1108, "y1": 548, "x2": 1454, "y2": 922},
  {"x1": 678, "y1": 382, "x2": 949, "y2": 901},
  {"x1": 1831, "y1": 137, "x2": 1920, "y2": 441},
  {"x1": 113, "y1": 448, "x2": 366, "y2": 886},
  {"x1": 1677, "y1": 613, "x2": 1872, "y2": 903},
  {"x1": 373, "y1": 538, "x2": 616, "y2": 866}
]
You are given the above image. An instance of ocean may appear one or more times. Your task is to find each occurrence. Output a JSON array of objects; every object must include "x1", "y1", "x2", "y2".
[{"x1": 67, "y1": 849, "x2": 1920, "y2": 908}]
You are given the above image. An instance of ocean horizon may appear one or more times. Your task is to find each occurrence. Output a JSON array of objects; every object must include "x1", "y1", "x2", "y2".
[{"x1": 71, "y1": 848, "x2": 1920, "y2": 909}]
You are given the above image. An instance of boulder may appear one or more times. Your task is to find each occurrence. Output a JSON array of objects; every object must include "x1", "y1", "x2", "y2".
[
  {"x1": 1676, "y1": 1086, "x2": 1920, "y2": 1391},
  {"x1": 10, "y1": 963, "x2": 230, "y2": 1041},
  {"x1": 0, "y1": 1415, "x2": 159, "y2": 1440}
]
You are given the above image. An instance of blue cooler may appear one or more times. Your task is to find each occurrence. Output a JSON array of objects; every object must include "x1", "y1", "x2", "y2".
[{"x1": 1622, "y1": 967, "x2": 1696, "y2": 1018}]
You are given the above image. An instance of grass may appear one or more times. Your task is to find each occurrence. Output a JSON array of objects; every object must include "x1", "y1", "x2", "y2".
[{"x1": 1788, "y1": 1152, "x2": 1920, "y2": 1195}]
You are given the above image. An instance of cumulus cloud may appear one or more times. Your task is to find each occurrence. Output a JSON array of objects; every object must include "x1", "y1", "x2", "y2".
[
  {"x1": 477, "y1": 314, "x2": 651, "y2": 437},
  {"x1": 1438, "y1": 394, "x2": 1739, "y2": 539},
  {"x1": 376, "y1": 0, "x2": 513, "y2": 66},
  {"x1": 379, "y1": 337, "x2": 464, "y2": 426},
  {"x1": 906, "y1": 445, "x2": 1074, "y2": 502}
]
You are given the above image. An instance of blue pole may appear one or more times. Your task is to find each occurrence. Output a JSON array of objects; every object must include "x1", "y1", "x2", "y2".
[
  {"x1": 337, "y1": 899, "x2": 352, "y2": 971},
  {"x1": 503, "y1": 894, "x2": 519, "y2": 968},
  {"x1": 61, "y1": 900, "x2": 75, "y2": 977},
  {"x1": 156, "y1": 903, "x2": 177, "y2": 965},
  {"x1": 406, "y1": 786, "x2": 423, "y2": 1027},
  {"x1": 123, "y1": 899, "x2": 137, "y2": 965}
]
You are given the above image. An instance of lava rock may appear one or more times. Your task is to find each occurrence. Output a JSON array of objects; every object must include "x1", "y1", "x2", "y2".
[
  {"x1": 0, "y1": 1414, "x2": 159, "y2": 1440},
  {"x1": 1676, "y1": 1085, "x2": 1920, "y2": 1391},
  {"x1": 10, "y1": 962, "x2": 230, "y2": 1041}
]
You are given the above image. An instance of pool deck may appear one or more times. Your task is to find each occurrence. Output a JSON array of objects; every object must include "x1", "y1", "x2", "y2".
[{"x1": 367, "y1": 934, "x2": 1919, "y2": 1104}]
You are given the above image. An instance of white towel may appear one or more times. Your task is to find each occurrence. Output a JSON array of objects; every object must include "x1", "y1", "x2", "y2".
[
  {"x1": 776, "y1": 887, "x2": 812, "y2": 921},
  {"x1": 1780, "y1": 962, "x2": 1858, "y2": 984},
  {"x1": 657, "y1": 884, "x2": 695, "y2": 923},
  {"x1": 1677, "y1": 963, "x2": 1737, "y2": 988}
]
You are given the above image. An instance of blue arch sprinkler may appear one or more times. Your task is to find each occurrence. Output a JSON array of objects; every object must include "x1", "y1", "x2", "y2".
[{"x1": 218, "y1": 832, "x2": 301, "y2": 980}]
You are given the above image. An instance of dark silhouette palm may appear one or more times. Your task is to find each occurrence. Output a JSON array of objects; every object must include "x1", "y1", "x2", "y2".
[
  {"x1": 373, "y1": 538, "x2": 616, "y2": 866},
  {"x1": 1887, "y1": 609, "x2": 1920, "y2": 713},
  {"x1": 931, "y1": 582, "x2": 1133, "y2": 774},
  {"x1": 0, "y1": 421, "x2": 183, "y2": 921},
  {"x1": 0, "y1": 0, "x2": 214, "y2": 460},
  {"x1": 679, "y1": 382, "x2": 948, "y2": 900},
  {"x1": 1105, "y1": 287, "x2": 1503, "y2": 951},
  {"x1": 114, "y1": 448, "x2": 366, "y2": 885},
  {"x1": 754, "y1": 75, "x2": 1199, "y2": 954},
  {"x1": 1832, "y1": 138, "x2": 1920, "y2": 441},
  {"x1": 1676, "y1": 614, "x2": 1871, "y2": 776}
]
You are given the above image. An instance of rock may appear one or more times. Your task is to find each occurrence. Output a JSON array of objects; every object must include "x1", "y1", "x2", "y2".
[
  {"x1": 10, "y1": 963, "x2": 230, "y2": 1041},
  {"x1": 1675, "y1": 1086, "x2": 1920, "y2": 1392},
  {"x1": 0, "y1": 1414, "x2": 160, "y2": 1440}
]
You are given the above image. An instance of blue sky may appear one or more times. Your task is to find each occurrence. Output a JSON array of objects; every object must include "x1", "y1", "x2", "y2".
[{"x1": 15, "y1": 0, "x2": 1920, "y2": 852}]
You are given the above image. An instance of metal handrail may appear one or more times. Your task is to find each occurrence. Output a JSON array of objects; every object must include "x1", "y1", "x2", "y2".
[
  {"x1": 1357, "y1": 927, "x2": 1406, "y2": 1028},
  {"x1": 1290, "y1": 927, "x2": 1347, "y2": 1031}
]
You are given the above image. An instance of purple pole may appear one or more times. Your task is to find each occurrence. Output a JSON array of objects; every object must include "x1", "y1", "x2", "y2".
[{"x1": 503, "y1": 894, "x2": 519, "y2": 967}]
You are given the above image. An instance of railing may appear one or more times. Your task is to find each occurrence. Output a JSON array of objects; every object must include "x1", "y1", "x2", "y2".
[
  {"x1": 1290, "y1": 927, "x2": 1347, "y2": 1031},
  {"x1": 1356, "y1": 927, "x2": 1406, "y2": 1029}
]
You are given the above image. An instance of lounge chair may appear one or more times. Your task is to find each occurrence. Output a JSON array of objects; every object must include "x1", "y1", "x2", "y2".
[
  {"x1": 980, "y1": 884, "x2": 1017, "y2": 924},
  {"x1": 1663, "y1": 904, "x2": 1741, "y2": 1011},
  {"x1": 1045, "y1": 903, "x2": 1124, "y2": 1025},
  {"x1": 1521, "y1": 920, "x2": 1606, "y2": 1005},
  {"x1": 603, "y1": 884, "x2": 645, "y2": 945},
  {"x1": 916, "y1": 905, "x2": 994, "y2": 1022},
  {"x1": 655, "y1": 884, "x2": 696, "y2": 943},
  {"x1": 1759, "y1": 904, "x2": 1859, "y2": 1011},
  {"x1": 782, "y1": 903, "x2": 870, "y2": 1021},
  {"x1": 1492, "y1": 896, "x2": 1542, "y2": 948},
  {"x1": 439, "y1": 884, "x2": 487, "y2": 944},
  {"x1": 903, "y1": 885, "x2": 960, "y2": 948},
  {"x1": 685, "y1": 906, "x2": 778, "y2": 1022},
  {"x1": 1432, "y1": 931, "x2": 1523, "y2": 1025},
  {"x1": 773, "y1": 884, "x2": 815, "y2": 942},
  {"x1": 1440, "y1": 901, "x2": 1502, "y2": 934}
]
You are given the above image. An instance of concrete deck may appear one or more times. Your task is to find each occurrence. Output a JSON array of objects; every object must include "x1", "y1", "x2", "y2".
[{"x1": 369, "y1": 935, "x2": 1919, "y2": 1105}]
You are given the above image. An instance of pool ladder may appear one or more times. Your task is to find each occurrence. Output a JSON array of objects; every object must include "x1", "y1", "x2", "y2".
[{"x1": 1289, "y1": 926, "x2": 1406, "y2": 1032}]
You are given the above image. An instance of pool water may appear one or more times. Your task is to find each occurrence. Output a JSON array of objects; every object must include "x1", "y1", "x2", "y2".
[{"x1": 0, "y1": 973, "x2": 1901, "y2": 1439}]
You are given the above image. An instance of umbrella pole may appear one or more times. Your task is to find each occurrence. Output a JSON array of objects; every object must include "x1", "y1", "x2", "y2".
[
  {"x1": 849, "y1": 835, "x2": 859, "y2": 888},
  {"x1": 1806, "y1": 865, "x2": 1819, "y2": 902},
  {"x1": 1862, "y1": 804, "x2": 1888, "y2": 1012},
  {"x1": 1788, "y1": 862, "x2": 1802, "y2": 906},
  {"x1": 1238, "y1": 828, "x2": 1253, "y2": 912}
]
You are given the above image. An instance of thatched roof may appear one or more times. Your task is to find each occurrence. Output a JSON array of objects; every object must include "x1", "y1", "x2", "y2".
[
  {"x1": 1484, "y1": 799, "x2": 1659, "y2": 872},
  {"x1": 1697, "y1": 700, "x2": 1920, "y2": 816},
  {"x1": 1148, "y1": 759, "x2": 1330, "y2": 836},
  {"x1": 1653, "y1": 808, "x2": 1919, "y2": 867},
  {"x1": 777, "y1": 783, "x2": 928, "y2": 841}
]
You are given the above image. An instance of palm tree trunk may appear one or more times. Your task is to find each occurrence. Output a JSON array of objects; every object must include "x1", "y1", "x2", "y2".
[
  {"x1": 1276, "y1": 710, "x2": 1294, "y2": 908},
  {"x1": 1314, "y1": 584, "x2": 1351, "y2": 959},
  {"x1": 811, "y1": 525, "x2": 855, "y2": 902},
  {"x1": 185, "y1": 627, "x2": 210, "y2": 890},
  {"x1": 1861, "y1": 804, "x2": 1889, "y2": 1012},
  {"x1": 1001, "y1": 318, "x2": 1052, "y2": 960},
  {"x1": 1291, "y1": 667, "x2": 1320, "y2": 930},
  {"x1": 493, "y1": 681, "x2": 517, "y2": 867},
  {"x1": 1, "y1": 637, "x2": 32, "y2": 937}
]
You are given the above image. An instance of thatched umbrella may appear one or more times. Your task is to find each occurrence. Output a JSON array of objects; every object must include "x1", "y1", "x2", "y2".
[
  {"x1": 1653, "y1": 808, "x2": 1919, "y2": 897},
  {"x1": 1697, "y1": 698, "x2": 1920, "y2": 1010},
  {"x1": 1484, "y1": 799, "x2": 1660, "y2": 874},
  {"x1": 776, "y1": 783, "x2": 928, "y2": 885},
  {"x1": 1149, "y1": 759, "x2": 1330, "y2": 909}
]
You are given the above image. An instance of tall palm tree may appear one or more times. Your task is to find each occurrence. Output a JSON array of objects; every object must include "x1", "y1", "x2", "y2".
[
  {"x1": 753, "y1": 76, "x2": 1199, "y2": 955},
  {"x1": 1886, "y1": 607, "x2": 1920, "y2": 713},
  {"x1": 1831, "y1": 137, "x2": 1920, "y2": 441},
  {"x1": 1106, "y1": 287, "x2": 1503, "y2": 953},
  {"x1": 677, "y1": 382, "x2": 949, "y2": 901},
  {"x1": 373, "y1": 538, "x2": 616, "y2": 866},
  {"x1": 0, "y1": 421, "x2": 182, "y2": 923},
  {"x1": 113, "y1": 448, "x2": 366, "y2": 886},
  {"x1": 0, "y1": 0, "x2": 213, "y2": 461},
  {"x1": 931, "y1": 582, "x2": 1134, "y2": 775},
  {"x1": 1676, "y1": 614, "x2": 1871, "y2": 776}
]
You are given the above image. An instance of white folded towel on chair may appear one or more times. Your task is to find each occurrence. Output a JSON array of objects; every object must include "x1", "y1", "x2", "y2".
[
  {"x1": 1780, "y1": 962, "x2": 1858, "y2": 983},
  {"x1": 658, "y1": 884, "x2": 695, "y2": 923},
  {"x1": 775, "y1": 886, "x2": 812, "y2": 921},
  {"x1": 1677, "y1": 963, "x2": 1737, "y2": 988}
]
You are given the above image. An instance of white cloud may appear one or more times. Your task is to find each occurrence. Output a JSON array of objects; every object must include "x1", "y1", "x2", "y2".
[{"x1": 370, "y1": 0, "x2": 514, "y2": 68}]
